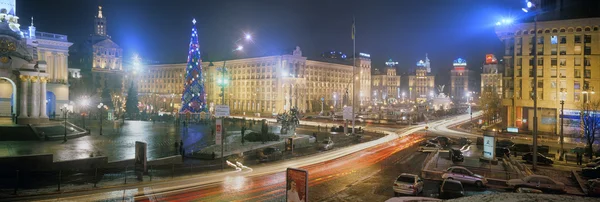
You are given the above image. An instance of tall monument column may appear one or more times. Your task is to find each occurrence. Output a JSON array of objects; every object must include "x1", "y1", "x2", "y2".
[
  {"x1": 30, "y1": 76, "x2": 39, "y2": 118},
  {"x1": 18, "y1": 75, "x2": 28, "y2": 118},
  {"x1": 40, "y1": 77, "x2": 48, "y2": 118}
]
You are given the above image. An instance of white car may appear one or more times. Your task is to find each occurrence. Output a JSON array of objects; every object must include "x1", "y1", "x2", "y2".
[
  {"x1": 320, "y1": 139, "x2": 334, "y2": 151},
  {"x1": 442, "y1": 166, "x2": 487, "y2": 187},
  {"x1": 507, "y1": 175, "x2": 566, "y2": 194},
  {"x1": 393, "y1": 173, "x2": 424, "y2": 196},
  {"x1": 418, "y1": 142, "x2": 440, "y2": 152}
]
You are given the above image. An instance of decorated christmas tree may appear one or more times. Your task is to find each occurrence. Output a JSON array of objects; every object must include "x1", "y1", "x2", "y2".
[{"x1": 180, "y1": 18, "x2": 207, "y2": 114}]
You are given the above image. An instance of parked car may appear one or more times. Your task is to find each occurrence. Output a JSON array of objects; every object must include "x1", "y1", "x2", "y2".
[
  {"x1": 496, "y1": 147, "x2": 511, "y2": 158},
  {"x1": 522, "y1": 152, "x2": 554, "y2": 165},
  {"x1": 587, "y1": 179, "x2": 600, "y2": 196},
  {"x1": 507, "y1": 175, "x2": 566, "y2": 194},
  {"x1": 320, "y1": 139, "x2": 335, "y2": 151},
  {"x1": 511, "y1": 144, "x2": 532, "y2": 154},
  {"x1": 418, "y1": 142, "x2": 440, "y2": 152},
  {"x1": 515, "y1": 187, "x2": 543, "y2": 194},
  {"x1": 457, "y1": 137, "x2": 472, "y2": 146},
  {"x1": 257, "y1": 147, "x2": 282, "y2": 162},
  {"x1": 438, "y1": 179, "x2": 464, "y2": 199},
  {"x1": 497, "y1": 139, "x2": 515, "y2": 148},
  {"x1": 449, "y1": 149, "x2": 464, "y2": 162},
  {"x1": 582, "y1": 166, "x2": 600, "y2": 179},
  {"x1": 393, "y1": 173, "x2": 424, "y2": 196},
  {"x1": 442, "y1": 166, "x2": 487, "y2": 187}
]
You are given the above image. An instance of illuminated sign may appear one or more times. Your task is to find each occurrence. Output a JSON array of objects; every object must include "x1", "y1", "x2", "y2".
[
  {"x1": 485, "y1": 54, "x2": 498, "y2": 64},
  {"x1": 385, "y1": 59, "x2": 398, "y2": 66},
  {"x1": 359, "y1": 53, "x2": 370, "y2": 58},
  {"x1": 416, "y1": 60, "x2": 426, "y2": 67},
  {"x1": 483, "y1": 133, "x2": 495, "y2": 159},
  {"x1": 453, "y1": 58, "x2": 467, "y2": 66},
  {"x1": 507, "y1": 127, "x2": 519, "y2": 133},
  {"x1": 286, "y1": 168, "x2": 308, "y2": 202}
]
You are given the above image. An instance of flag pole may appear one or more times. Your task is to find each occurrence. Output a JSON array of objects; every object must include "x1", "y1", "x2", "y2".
[{"x1": 352, "y1": 17, "x2": 356, "y2": 135}]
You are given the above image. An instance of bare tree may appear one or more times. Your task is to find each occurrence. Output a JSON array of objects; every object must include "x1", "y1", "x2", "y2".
[
  {"x1": 580, "y1": 99, "x2": 600, "y2": 159},
  {"x1": 479, "y1": 86, "x2": 502, "y2": 124}
]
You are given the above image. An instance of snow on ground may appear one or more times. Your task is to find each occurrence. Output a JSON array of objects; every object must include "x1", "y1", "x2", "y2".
[{"x1": 446, "y1": 193, "x2": 600, "y2": 202}]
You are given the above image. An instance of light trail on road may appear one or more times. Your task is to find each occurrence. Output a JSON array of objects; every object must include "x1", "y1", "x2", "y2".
[{"x1": 138, "y1": 133, "x2": 425, "y2": 201}]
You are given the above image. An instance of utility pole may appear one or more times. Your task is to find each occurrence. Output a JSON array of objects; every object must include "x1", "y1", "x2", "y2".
[
  {"x1": 559, "y1": 100, "x2": 564, "y2": 161},
  {"x1": 532, "y1": 12, "x2": 539, "y2": 171}
]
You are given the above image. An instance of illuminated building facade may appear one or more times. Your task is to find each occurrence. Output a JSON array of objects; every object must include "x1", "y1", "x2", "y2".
[
  {"x1": 372, "y1": 59, "x2": 401, "y2": 104},
  {"x1": 496, "y1": 17, "x2": 600, "y2": 133},
  {"x1": 408, "y1": 55, "x2": 435, "y2": 103},
  {"x1": 450, "y1": 58, "x2": 470, "y2": 101},
  {"x1": 481, "y1": 54, "x2": 503, "y2": 97},
  {"x1": 140, "y1": 47, "x2": 372, "y2": 114}
]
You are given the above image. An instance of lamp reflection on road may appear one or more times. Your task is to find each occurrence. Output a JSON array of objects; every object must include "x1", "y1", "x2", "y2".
[{"x1": 222, "y1": 175, "x2": 249, "y2": 192}]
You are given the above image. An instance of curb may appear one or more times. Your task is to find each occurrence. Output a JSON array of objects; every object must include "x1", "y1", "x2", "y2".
[{"x1": 572, "y1": 170, "x2": 589, "y2": 195}]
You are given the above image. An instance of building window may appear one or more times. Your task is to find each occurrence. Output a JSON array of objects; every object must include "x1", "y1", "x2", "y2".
[
  {"x1": 560, "y1": 81, "x2": 567, "y2": 88},
  {"x1": 575, "y1": 58, "x2": 582, "y2": 66},
  {"x1": 559, "y1": 69, "x2": 566, "y2": 78},
  {"x1": 575, "y1": 92, "x2": 581, "y2": 102},
  {"x1": 585, "y1": 69, "x2": 591, "y2": 78},
  {"x1": 559, "y1": 46, "x2": 566, "y2": 55},
  {"x1": 551, "y1": 68, "x2": 557, "y2": 77},
  {"x1": 551, "y1": 47, "x2": 557, "y2": 55},
  {"x1": 585, "y1": 58, "x2": 591, "y2": 66},
  {"x1": 550, "y1": 81, "x2": 557, "y2": 88},
  {"x1": 517, "y1": 58, "x2": 522, "y2": 66},
  {"x1": 537, "y1": 68, "x2": 543, "y2": 77},
  {"x1": 538, "y1": 80, "x2": 543, "y2": 88},
  {"x1": 575, "y1": 69, "x2": 581, "y2": 78},
  {"x1": 551, "y1": 36, "x2": 558, "y2": 44},
  {"x1": 538, "y1": 36, "x2": 544, "y2": 44},
  {"x1": 551, "y1": 58, "x2": 557, "y2": 66},
  {"x1": 560, "y1": 36, "x2": 567, "y2": 44},
  {"x1": 575, "y1": 46, "x2": 582, "y2": 54},
  {"x1": 537, "y1": 58, "x2": 544, "y2": 66},
  {"x1": 575, "y1": 35, "x2": 582, "y2": 43},
  {"x1": 585, "y1": 46, "x2": 591, "y2": 55},
  {"x1": 560, "y1": 58, "x2": 566, "y2": 66},
  {"x1": 575, "y1": 81, "x2": 581, "y2": 90},
  {"x1": 585, "y1": 35, "x2": 592, "y2": 43}
]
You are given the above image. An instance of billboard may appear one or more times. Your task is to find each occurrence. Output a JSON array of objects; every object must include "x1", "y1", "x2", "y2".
[
  {"x1": 482, "y1": 134, "x2": 495, "y2": 159},
  {"x1": 135, "y1": 141, "x2": 147, "y2": 174},
  {"x1": 286, "y1": 168, "x2": 308, "y2": 202}
]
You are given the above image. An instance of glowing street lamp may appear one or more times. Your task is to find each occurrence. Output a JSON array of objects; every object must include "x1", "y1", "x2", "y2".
[
  {"x1": 60, "y1": 103, "x2": 73, "y2": 142},
  {"x1": 97, "y1": 103, "x2": 107, "y2": 135}
]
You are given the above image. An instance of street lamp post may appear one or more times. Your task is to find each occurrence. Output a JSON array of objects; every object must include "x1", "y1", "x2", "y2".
[
  {"x1": 80, "y1": 97, "x2": 89, "y2": 129},
  {"x1": 559, "y1": 99, "x2": 564, "y2": 161},
  {"x1": 523, "y1": 0, "x2": 540, "y2": 171},
  {"x1": 60, "y1": 104, "x2": 73, "y2": 142},
  {"x1": 98, "y1": 103, "x2": 104, "y2": 135}
]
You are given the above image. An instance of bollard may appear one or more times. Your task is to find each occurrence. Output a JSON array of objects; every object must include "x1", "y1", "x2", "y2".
[
  {"x1": 94, "y1": 168, "x2": 98, "y2": 188},
  {"x1": 58, "y1": 170, "x2": 61, "y2": 191},
  {"x1": 13, "y1": 170, "x2": 19, "y2": 195},
  {"x1": 124, "y1": 166, "x2": 127, "y2": 184}
]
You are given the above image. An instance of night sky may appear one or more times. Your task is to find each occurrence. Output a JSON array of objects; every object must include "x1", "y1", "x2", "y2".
[{"x1": 17, "y1": 0, "x2": 525, "y2": 88}]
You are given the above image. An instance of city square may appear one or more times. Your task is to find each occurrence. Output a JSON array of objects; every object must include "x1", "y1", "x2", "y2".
[{"x1": 1, "y1": 0, "x2": 600, "y2": 201}]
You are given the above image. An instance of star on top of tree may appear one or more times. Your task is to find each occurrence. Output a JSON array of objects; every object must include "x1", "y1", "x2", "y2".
[{"x1": 192, "y1": 18, "x2": 196, "y2": 24}]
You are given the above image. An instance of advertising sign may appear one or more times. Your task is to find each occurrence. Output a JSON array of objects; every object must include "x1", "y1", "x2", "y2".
[
  {"x1": 343, "y1": 106, "x2": 353, "y2": 120},
  {"x1": 135, "y1": 141, "x2": 147, "y2": 174},
  {"x1": 215, "y1": 105, "x2": 230, "y2": 118},
  {"x1": 215, "y1": 119, "x2": 223, "y2": 145},
  {"x1": 507, "y1": 127, "x2": 519, "y2": 133},
  {"x1": 482, "y1": 133, "x2": 495, "y2": 160},
  {"x1": 286, "y1": 168, "x2": 308, "y2": 202}
]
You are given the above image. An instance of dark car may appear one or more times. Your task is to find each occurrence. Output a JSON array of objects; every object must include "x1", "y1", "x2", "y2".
[
  {"x1": 497, "y1": 139, "x2": 515, "y2": 148},
  {"x1": 496, "y1": 147, "x2": 511, "y2": 158},
  {"x1": 582, "y1": 166, "x2": 600, "y2": 179},
  {"x1": 522, "y1": 152, "x2": 553, "y2": 165},
  {"x1": 450, "y1": 149, "x2": 464, "y2": 162},
  {"x1": 257, "y1": 147, "x2": 282, "y2": 162},
  {"x1": 511, "y1": 144, "x2": 532, "y2": 155},
  {"x1": 457, "y1": 137, "x2": 472, "y2": 146},
  {"x1": 438, "y1": 179, "x2": 464, "y2": 199},
  {"x1": 430, "y1": 136, "x2": 452, "y2": 146}
]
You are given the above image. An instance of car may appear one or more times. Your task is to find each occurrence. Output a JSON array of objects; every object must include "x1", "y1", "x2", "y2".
[
  {"x1": 257, "y1": 147, "x2": 282, "y2": 162},
  {"x1": 587, "y1": 179, "x2": 600, "y2": 196},
  {"x1": 511, "y1": 144, "x2": 532, "y2": 155},
  {"x1": 438, "y1": 179, "x2": 464, "y2": 199},
  {"x1": 442, "y1": 166, "x2": 487, "y2": 187},
  {"x1": 496, "y1": 139, "x2": 515, "y2": 148},
  {"x1": 457, "y1": 137, "x2": 472, "y2": 146},
  {"x1": 507, "y1": 175, "x2": 566, "y2": 194},
  {"x1": 496, "y1": 147, "x2": 511, "y2": 158},
  {"x1": 430, "y1": 136, "x2": 452, "y2": 146},
  {"x1": 582, "y1": 166, "x2": 600, "y2": 179},
  {"x1": 522, "y1": 152, "x2": 553, "y2": 165},
  {"x1": 449, "y1": 149, "x2": 464, "y2": 162},
  {"x1": 393, "y1": 173, "x2": 424, "y2": 196},
  {"x1": 320, "y1": 139, "x2": 335, "y2": 151},
  {"x1": 515, "y1": 187, "x2": 543, "y2": 193},
  {"x1": 418, "y1": 142, "x2": 440, "y2": 152}
]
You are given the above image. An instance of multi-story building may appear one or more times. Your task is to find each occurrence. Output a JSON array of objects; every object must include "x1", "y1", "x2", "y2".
[
  {"x1": 140, "y1": 46, "x2": 371, "y2": 115},
  {"x1": 496, "y1": 17, "x2": 600, "y2": 134},
  {"x1": 450, "y1": 58, "x2": 470, "y2": 102},
  {"x1": 408, "y1": 56, "x2": 435, "y2": 103},
  {"x1": 0, "y1": 0, "x2": 72, "y2": 123},
  {"x1": 372, "y1": 59, "x2": 401, "y2": 104},
  {"x1": 481, "y1": 54, "x2": 502, "y2": 97},
  {"x1": 70, "y1": 6, "x2": 124, "y2": 109}
]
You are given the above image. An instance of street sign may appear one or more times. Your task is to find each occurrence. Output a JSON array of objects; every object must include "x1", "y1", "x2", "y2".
[
  {"x1": 215, "y1": 105, "x2": 230, "y2": 117},
  {"x1": 286, "y1": 168, "x2": 308, "y2": 202},
  {"x1": 343, "y1": 106, "x2": 352, "y2": 120},
  {"x1": 216, "y1": 119, "x2": 223, "y2": 145}
]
